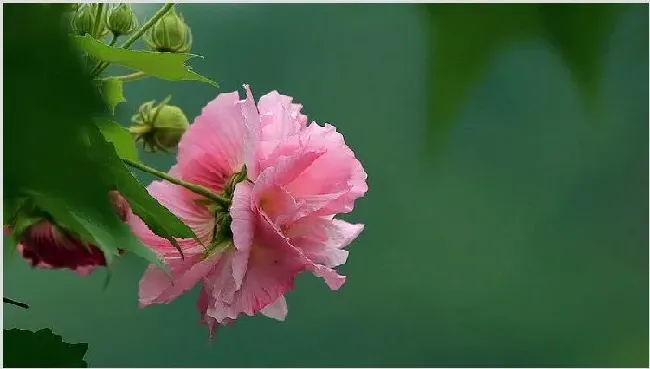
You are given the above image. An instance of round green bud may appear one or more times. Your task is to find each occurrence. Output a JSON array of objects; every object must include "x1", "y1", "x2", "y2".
[
  {"x1": 72, "y1": 4, "x2": 108, "y2": 38},
  {"x1": 129, "y1": 97, "x2": 189, "y2": 152},
  {"x1": 145, "y1": 6, "x2": 192, "y2": 53},
  {"x1": 106, "y1": 3, "x2": 139, "y2": 37},
  {"x1": 151, "y1": 105, "x2": 190, "y2": 148}
]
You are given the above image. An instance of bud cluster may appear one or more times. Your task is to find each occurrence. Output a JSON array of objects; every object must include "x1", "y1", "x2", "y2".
[{"x1": 69, "y1": 4, "x2": 195, "y2": 153}]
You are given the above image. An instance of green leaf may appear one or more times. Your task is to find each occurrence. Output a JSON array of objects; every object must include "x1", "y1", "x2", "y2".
[
  {"x1": 95, "y1": 119, "x2": 139, "y2": 162},
  {"x1": 426, "y1": 4, "x2": 540, "y2": 142},
  {"x1": 86, "y1": 126, "x2": 196, "y2": 259},
  {"x1": 3, "y1": 5, "x2": 184, "y2": 271},
  {"x1": 536, "y1": 4, "x2": 628, "y2": 104},
  {"x1": 99, "y1": 78, "x2": 126, "y2": 113},
  {"x1": 4, "y1": 4, "x2": 110, "y2": 249},
  {"x1": 3, "y1": 197, "x2": 26, "y2": 226},
  {"x1": 74, "y1": 34, "x2": 217, "y2": 86},
  {"x1": 424, "y1": 4, "x2": 632, "y2": 144},
  {"x1": 3, "y1": 328, "x2": 88, "y2": 367}
]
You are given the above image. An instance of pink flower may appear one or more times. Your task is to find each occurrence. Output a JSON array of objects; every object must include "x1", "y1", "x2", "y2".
[
  {"x1": 131, "y1": 85, "x2": 367, "y2": 338},
  {"x1": 12, "y1": 192, "x2": 130, "y2": 276}
]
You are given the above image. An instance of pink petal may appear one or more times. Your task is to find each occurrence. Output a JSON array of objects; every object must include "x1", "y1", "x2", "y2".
[
  {"x1": 204, "y1": 214, "x2": 307, "y2": 324},
  {"x1": 287, "y1": 217, "x2": 364, "y2": 250},
  {"x1": 127, "y1": 177, "x2": 212, "y2": 257},
  {"x1": 260, "y1": 296, "x2": 288, "y2": 321},
  {"x1": 283, "y1": 123, "x2": 368, "y2": 216},
  {"x1": 253, "y1": 150, "x2": 326, "y2": 226},
  {"x1": 287, "y1": 217, "x2": 364, "y2": 289},
  {"x1": 257, "y1": 91, "x2": 306, "y2": 143},
  {"x1": 307, "y1": 263, "x2": 346, "y2": 290},
  {"x1": 258, "y1": 212, "x2": 347, "y2": 291},
  {"x1": 177, "y1": 91, "x2": 247, "y2": 191},
  {"x1": 229, "y1": 182, "x2": 255, "y2": 290},
  {"x1": 292, "y1": 238, "x2": 349, "y2": 269},
  {"x1": 239, "y1": 84, "x2": 262, "y2": 180},
  {"x1": 74, "y1": 265, "x2": 96, "y2": 276},
  {"x1": 197, "y1": 287, "x2": 219, "y2": 340},
  {"x1": 139, "y1": 252, "x2": 218, "y2": 307},
  {"x1": 204, "y1": 249, "x2": 238, "y2": 309}
]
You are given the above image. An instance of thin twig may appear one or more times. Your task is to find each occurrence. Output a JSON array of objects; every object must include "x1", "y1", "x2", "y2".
[
  {"x1": 108, "y1": 33, "x2": 119, "y2": 47},
  {"x1": 4, "y1": 297, "x2": 29, "y2": 309},
  {"x1": 91, "y1": 3, "x2": 104, "y2": 39}
]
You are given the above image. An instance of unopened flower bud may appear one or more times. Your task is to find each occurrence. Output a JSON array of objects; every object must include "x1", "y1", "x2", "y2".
[
  {"x1": 106, "y1": 3, "x2": 138, "y2": 37},
  {"x1": 130, "y1": 96, "x2": 189, "y2": 152},
  {"x1": 145, "y1": 6, "x2": 192, "y2": 53},
  {"x1": 72, "y1": 3, "x2": 109, "y2": 39},
  {"x1": 7, "y1": 191, "x2": 129, "y2": 276}
]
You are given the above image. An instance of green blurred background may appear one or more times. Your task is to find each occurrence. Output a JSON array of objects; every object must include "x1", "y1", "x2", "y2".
[{"x1": 4, "y1": 4, "x2": 648, "y2": 367}]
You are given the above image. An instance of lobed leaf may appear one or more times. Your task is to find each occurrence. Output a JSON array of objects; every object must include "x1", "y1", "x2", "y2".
[
  {"x1": 3, "y1": 328, "x2": 89, "y2": 368},
  {"x1": 3, "y1": 5, "x2": 190, "y2": 271},
  {"x1": 96, "y1": 119, "x2": 139, "y2": 163},
  {"x1": 424, "y1": 4, "x2": 632, "y2": 145},
  {"x1": 74, "y1": 35, "x2": 217, "y2": 86},
  {"x1": 86, "y1": 126, "x2": 196, "y2": 259},
  {"x1": 426, "y1": 4, "x2": 539, "y2": 143},
  {"x1": 99, "y1": 78, "x2": 126, "y2": 113}
]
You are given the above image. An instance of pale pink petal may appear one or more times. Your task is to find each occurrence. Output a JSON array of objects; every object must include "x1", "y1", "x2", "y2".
[
  {"x1": 74, "y1": 265, "x2": 96, "y2": 276},
  {"x1": 253, "y1": 151, "x2": 326, "y2": 226},
  {"x1": 229, "y1": 182, "x2": 255, "y2": 290},
  {"x1": 239, "y1": 84, "x2": 262, "y2": 180},
  {"x1": 287, "y1": 217, "x2": 365, "y2": 250},
  {"x1": 307, "y1": 263, "x2": 346, "y2": 290},
  {"x1": 205, "y1": 214, "x2": 307, "y2": 323},
  {"x1": 197, "y1": 287, "x2": 219, "y2": 340},
  {"x1": 127, "y1": 176, "x2": 212, "y2": 257},
  {"x1": 283, "y1": 123, "x2": 368, "y2": 216},
  {"x1": 257, "y1": 91, "x2": 307, "y2": 129},
  {"x1": 287, "y1": 217, "x2": 364, "y2": 289},
  {"x1": 205, "y1": 249, "x2": 238, "y2": 313},
  {"x1": 259, "y1": 212, "x2": 347, "y2": 291},
  {"x1": 290, "y1": 217, "x2": 364, "y2": 269},
  {"x1": 177, "y1": 91, "x2": 247, "y2": 191},
  {"x1": 139, "y1": 252, "x2": 218, "y2": 307},
  {"x1": 254, "y1": 122, "x2": 367, "y2": 221},
  {"x1": 257, "y1": 186, "x2": 299, "y2": 226},
  {"x1": 292, "y1": 238, "x2": 348, "y2": 269},
  {"x1": 260, "y1": 296, "x2": 288, "y2": 321},
  {"x1": 257, "y1": 91, "x2": 306, "y2": 143}
]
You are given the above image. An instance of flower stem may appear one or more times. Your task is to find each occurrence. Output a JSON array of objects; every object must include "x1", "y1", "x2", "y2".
[
  {"x1": 121, "y1": 3, "x2": 174, "y2": 49},
  {"x1": 108, "y1": 33, "x2": 119, "y2": 47},
  {"x1": 91, "y1": 3, "x2": 174, "y2": 78},
  {"x1": 122, "y1": 158, "x2": 231, "y2": 208}
]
